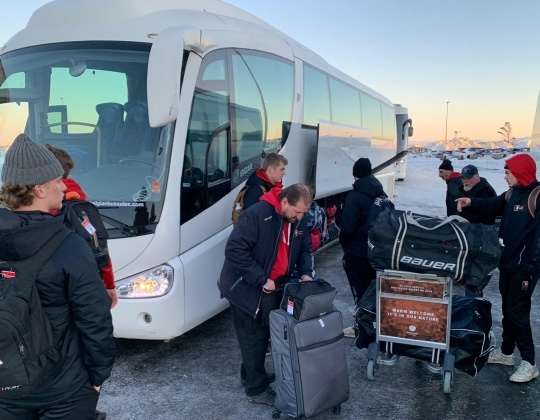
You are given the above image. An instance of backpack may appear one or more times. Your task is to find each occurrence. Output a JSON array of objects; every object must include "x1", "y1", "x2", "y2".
[
  {"x1": 62, "y1": 200, "x2": 109, "y2": 270},
  {"x1": 360, "y1": 196, "x2": 395, "y2": 237},
  {"x1": 231, "y1": 185, "x2": 267, "y2": 226},
  {"x1": 0, "y1": 229, "x2": 70, "y2": 398},
  {"x1": 504, "y1": 185, "x2": 540, "y2": 218}
]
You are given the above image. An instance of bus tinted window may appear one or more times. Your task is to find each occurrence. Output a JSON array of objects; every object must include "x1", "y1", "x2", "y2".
[
  {"x1": 381, "y1": 103, "x2": 396, "y2": 140},
  {"x1": 232, "y1": 51, "x2": 293, "y2": 155},
  {"x1": 360, "y1": 93, "x2": 382, "y2": 138},
  {"x1": 330, "y1": 77, "x2": 361, "y2": 127},
  {"x1": 303, "y1": 65, "x2": 330, "y2": 126}
]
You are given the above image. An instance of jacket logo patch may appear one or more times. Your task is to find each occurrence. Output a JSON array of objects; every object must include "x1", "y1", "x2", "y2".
[
  {"x1": 1, "y1": 270, "x2": 16, "y2": 279},
  {"x1": 514, "y1": 205, "x2": 524, "y2": 212}
]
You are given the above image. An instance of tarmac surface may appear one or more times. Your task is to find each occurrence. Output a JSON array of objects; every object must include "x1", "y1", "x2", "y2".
[{"x1": 98, "y1": 243, "x2": 540, "y2": 420}]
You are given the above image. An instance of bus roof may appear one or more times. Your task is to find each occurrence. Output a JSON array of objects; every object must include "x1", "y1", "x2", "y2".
[{"x1": 2, "y1": 0, "x2": 391, "y2": 105}]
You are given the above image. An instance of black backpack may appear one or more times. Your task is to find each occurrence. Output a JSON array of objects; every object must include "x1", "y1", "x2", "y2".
[
  {"x1": 360, "y1": 196, "x2": 395, "y2": 237},
  {"x1": 62, "y1": 200, "x2": 109, "y2": 270},
  {"x1": 0, "y1": 229, "x2": 70, "y2": 398}
]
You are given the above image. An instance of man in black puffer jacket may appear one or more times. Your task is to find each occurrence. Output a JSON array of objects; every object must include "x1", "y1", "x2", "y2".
[
  {"x1": 456, "y1": 153, "x2": 540, "y2": 383},
  {"x1": 339, "y1": 158, "x2": 386, "y2": 305},
  {"x1": 219, "y1": 184, "x2": 313, "y2": 407},
  {"x1": 0, "y1": 134, "x2": 115, "y2": 419}
]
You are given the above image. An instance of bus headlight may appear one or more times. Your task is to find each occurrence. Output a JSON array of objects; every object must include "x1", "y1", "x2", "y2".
[{"x1": 116, "y1": 265, "x2": 173, "y2": 298}]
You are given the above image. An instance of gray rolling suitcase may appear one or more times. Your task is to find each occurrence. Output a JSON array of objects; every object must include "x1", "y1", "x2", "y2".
[{"x1": 270, "y1": 308, "x2": 349, "y2": 418}]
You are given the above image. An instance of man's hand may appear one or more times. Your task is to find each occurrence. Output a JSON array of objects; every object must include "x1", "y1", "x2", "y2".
[
  {"x1": 262, "y1": 279, "x2": 276, "y2": 293},
  {"x1": 454, "y1": 197, "x2": 471, "y2": 212},
  {"x1": 300, "y1": 275, "x2": 313, "y2": 282},
  {"x1": 93, "y1": 385, "x2": 101, "y2": 392},
  {"x1": 107, "y1": 289, "x2": 119, "y2": 309}
]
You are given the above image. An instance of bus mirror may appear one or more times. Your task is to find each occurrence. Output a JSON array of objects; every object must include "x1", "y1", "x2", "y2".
[
  {"x1": 408, "y1": 126, "x2": 414, "y2": 137},
  {"x1": 148, "y1": 25, "x2": 202, "y2": 127}
]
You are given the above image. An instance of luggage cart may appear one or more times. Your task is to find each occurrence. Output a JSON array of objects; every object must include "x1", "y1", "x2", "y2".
[{"x1": 366, "y1": 270, "x2": 455, "y2": 393}]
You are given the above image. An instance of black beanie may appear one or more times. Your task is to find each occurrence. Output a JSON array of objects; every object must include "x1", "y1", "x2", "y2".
[
  {"x1": 353, "y1": 158, "x2": 372, "y2": 178},
  {"x1": 439, "y1": 159, "x2": 453, "y2": 171}
]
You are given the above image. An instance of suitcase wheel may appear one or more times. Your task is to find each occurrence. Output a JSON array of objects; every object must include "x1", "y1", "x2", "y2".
[
  {"x1": 332, "y1": 405, "x2": 342, "y2": 414},
  {"x1": 443, "y1": 371, "x2": 452, "y2": 394},
  {"x1": 271, "y1": 410, "x2": 281, "y2": 419}
]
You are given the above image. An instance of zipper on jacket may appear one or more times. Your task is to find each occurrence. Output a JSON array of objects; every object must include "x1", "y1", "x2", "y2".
[
  {"x1": 255, "y1": 217, "x2": 284, "y2": 317},
  {"x1": 518, "y1": 245, "x2": 526, "y2": 266}
]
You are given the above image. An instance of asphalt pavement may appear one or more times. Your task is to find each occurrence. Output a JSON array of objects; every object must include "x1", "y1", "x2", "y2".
[{"x1": 98, "y1": 243, "x2": 540, "y2": 420}]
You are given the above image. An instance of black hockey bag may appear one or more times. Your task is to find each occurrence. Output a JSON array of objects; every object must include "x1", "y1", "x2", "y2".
[{"x1": 368, "y1": 209, "x2": 501, "y2": 290}]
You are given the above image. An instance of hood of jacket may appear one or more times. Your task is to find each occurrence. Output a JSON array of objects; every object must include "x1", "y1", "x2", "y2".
[
  {"x1": 352, "y1": 175, "x2": 387, "y2": 198},
  {"x1": 0, "y1": 208, "x2": 65, "y2": 261},
  {"x1": 260, "y1": 187, "x2": 283, "y2": 213},
  {"x1": 506, "y1": 154, "x2": 537, "y2": 187},
  {"x1": 446, "y1": 172, "x2": 461, "y2": 184},
  {"x1": 246, "y1": 168, "x2": 283, "y2": 189}
]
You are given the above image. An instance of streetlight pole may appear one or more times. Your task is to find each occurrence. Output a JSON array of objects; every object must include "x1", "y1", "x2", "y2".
[{"x1": 445, "y1": 101, "x2": 449, "y2": 142}]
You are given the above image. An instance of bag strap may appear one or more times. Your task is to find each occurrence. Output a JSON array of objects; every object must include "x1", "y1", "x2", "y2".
[
  {"x1": 527, "y1": 185, "x2": 540, "y2": 219},
  {"x1": 403, "y1": 211, "x2": 468, "y2": 231}
]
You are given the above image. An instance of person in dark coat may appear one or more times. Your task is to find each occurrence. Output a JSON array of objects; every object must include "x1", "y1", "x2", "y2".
[
  {"x1": 339, "y1": 158, "x2": 386, "y2": 306},
  {"x1": 438, "y1": 158, "x2": 462, "y2": 216},
  {"x1": 219, "y1": 184, "x2": 313, "y2": 407},
  {"x1": 0, "y1": 134, "x2": 115, "y2": 419},
  {"x1": 242, "y1": 153, "x2": 288, "y2": 209},
  {"x1": 456, "y1": 153, "x2": 540, "y2": 383},
  {"x1": 457, "y1": 164, "x2": 497, "y2": 225},
  {"x1": 456, "y1": 164, "x2": 498, "y2": 298}
]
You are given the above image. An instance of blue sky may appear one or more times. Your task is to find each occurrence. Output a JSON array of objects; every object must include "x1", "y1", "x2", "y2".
[{"x1": 2, "y1": 0, "x2": 539, "y2": 141}]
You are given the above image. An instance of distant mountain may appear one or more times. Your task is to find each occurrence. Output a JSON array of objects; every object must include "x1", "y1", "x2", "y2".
[{"x1": 412, "y1": 137, "x2": 530, "y2": 150}]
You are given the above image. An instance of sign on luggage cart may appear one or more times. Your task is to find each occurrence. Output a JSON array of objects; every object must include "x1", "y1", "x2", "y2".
[{"x1": 366, "y1": 270, "x2": 456, "y2": 393}]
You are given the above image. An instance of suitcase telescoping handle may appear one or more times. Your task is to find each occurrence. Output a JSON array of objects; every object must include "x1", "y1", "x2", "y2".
[{"x1": 403, "y1": 211, "x2": 469, "y2": 231}]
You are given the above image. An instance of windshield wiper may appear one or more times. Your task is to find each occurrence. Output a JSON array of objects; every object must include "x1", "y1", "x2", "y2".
[{"x1": 94, "y1": 211, "x2": 139, "y2": 237}]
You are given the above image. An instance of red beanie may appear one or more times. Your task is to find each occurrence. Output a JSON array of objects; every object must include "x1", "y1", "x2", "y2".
[{"x1": 505, "y1": 154, "x2": 537, "y2": 187}]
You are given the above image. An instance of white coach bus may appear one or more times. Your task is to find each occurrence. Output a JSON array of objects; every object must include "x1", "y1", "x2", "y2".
[{"x1": 0, "y1": 0, "x2": 399, "y2": 340}]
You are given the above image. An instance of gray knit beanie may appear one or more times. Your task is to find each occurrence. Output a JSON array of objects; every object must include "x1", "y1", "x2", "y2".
[{"x1": 1, "y1": 134, "x2": 64, "y2": 185}]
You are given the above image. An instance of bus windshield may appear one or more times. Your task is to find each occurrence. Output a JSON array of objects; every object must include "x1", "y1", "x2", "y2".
[{"x1": 0, "y1": 42, "x2": 175, "y2": 237}]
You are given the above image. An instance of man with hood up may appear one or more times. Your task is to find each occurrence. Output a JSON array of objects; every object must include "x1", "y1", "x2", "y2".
[
  {"x1": 456, "y1": 153, "x2": 540, "y2": 383},
  {"x1": 218, "y1": 184, "x2": 313, "y2": 407},
  {"x1": 242, "y1": 153, "x2": 288, "y2": 210},
  {"x1": 438, "y1": 158, "x2": 462, "y2": 216},
  {"x1": 0, "y1": 134, "x2": 115, "y2": 418}
]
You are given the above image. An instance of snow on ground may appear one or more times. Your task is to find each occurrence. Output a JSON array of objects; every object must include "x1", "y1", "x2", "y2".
[{"x1": 392, "y1": 155, "x2": 540, "y2": 217}]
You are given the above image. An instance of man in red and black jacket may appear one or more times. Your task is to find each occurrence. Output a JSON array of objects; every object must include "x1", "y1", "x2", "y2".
[
  {"x1": 456, "y1": 153, "x2": 540, "y2": 383},
  {"x1": 242, "y1": 153, "x2": 288, "y2": 210},
  {"x1": 219, "y1": 184, "x2": 313, "y2": 407},
  {"x1": 438, "y1": 158, "x2": 462, "y2": 216}
]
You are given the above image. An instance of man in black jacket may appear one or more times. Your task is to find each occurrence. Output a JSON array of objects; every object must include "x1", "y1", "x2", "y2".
[
  {"x1": 0, "y1": 134, "x2": 115, "y2": 419},
  {"x1": 456, "y1": 164, "x2": 498, "y2": 297},
  {"x1": 242, "y1": 153, "x2": 288, "y2": 209},
  {"x1": 339, "y1": 158, "x2": 386, "y2": 306},
  {"x1": 438, "y1": 158, "x2": 462, "y2": 216},
  {"x1": 456, "y1": 153, "x2": 539, "y2": 383},
  {"x1": 219, "y1": 184, "x2": 313, "y2": 406}
]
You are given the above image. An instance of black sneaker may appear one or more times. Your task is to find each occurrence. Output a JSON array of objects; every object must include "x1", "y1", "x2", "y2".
[
  {"x1": 241, "y1": 373, "x2": 276, "y2": 388},
  {"x1": 246, "y1": 387, "x2": 276, "y2": 406}
]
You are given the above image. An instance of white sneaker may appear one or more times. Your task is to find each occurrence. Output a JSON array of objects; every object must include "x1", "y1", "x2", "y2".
[
  {"x1": 487, "y1": 348, "x2": 515, "y2": 366},
  {"x1": 343, "y1": 327, "x2": 355, "y2": 338},
  {"x1": 510, "y1": 361, "x2": 539, "y2": 383}
]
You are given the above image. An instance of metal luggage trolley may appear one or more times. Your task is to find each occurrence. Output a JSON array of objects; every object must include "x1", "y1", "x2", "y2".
[{"x1": 366, "y1": 270, "x2": 455, "y2": 393}]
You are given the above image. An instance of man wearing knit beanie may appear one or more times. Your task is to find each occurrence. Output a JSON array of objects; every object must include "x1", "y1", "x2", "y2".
[
  {"x1": 0, "y1": 134, "x2": 115, "y2": 417},
  {"x1": 438, "y1": 158, "x2": 462, "y2": 216},
  {"x1": 339, "y1": 157, "x2": 388, "y2": 337},
  {"x1": 456, "y1": 153, "x2": 540, "y2": 383}
]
